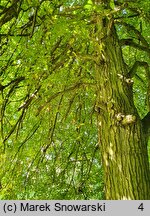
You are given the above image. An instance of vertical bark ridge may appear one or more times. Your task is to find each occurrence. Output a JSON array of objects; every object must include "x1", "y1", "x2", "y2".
[{"x1": 95, "y1": 22, "x2": 150, "y2": 199}]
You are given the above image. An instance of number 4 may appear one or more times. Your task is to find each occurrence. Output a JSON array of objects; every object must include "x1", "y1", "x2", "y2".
[{"x1": 138, "y1": 203, "x2": 144, "y2": 211}]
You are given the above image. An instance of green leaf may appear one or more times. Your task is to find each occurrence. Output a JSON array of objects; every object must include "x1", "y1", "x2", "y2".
[
  {"x1": 110, "y1": 0, "x2": 115, "y2": 9},
  {"x1": 84, "y1": 0, "x2": 93, "y2": 10}
]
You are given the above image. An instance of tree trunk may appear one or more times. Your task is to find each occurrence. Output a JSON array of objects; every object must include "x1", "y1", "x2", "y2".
[{"x1": 94, "y1": 17, "x2": 150, "y2": 199}]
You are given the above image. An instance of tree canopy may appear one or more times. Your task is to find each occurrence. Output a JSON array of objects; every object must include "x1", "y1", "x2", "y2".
[{"x1": 0, "y1": 0, "x2": 150, "y2": 199}]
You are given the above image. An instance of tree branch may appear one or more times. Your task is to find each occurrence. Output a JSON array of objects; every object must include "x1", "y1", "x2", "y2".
[
  {"x1": 142, "y1": 112, "x2": 150, "y2": 142},
  {"x1": 128, "y1": 61, "x2": 150, "y2": 112},
  {"x1": 36, "y1": 82, "x2": 84, "y2": 116},
  {"x1": 0, "y1": 0, "x2": 21, "y2": 26},
  {"x1": 18, "y1": 86, "x2": 41, "y2": 111},
  {"x1": 119, "y1": 39, "x2": 150, "y2": 56},
  {"x1": 116, "y1": 21, "x2": 149, "y2": 47},
  {"x1": 0, "y1": 76, "x2": 25, "y2": 92},
  {"x1": 128, "y1": 61, "x2": 149, "y2": 78},
  {"x1": 0, "y1": 33, "x2": 30, "y2": 37}
]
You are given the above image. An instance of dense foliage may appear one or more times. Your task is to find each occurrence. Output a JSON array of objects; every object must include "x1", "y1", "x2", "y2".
[{"x1": 0, "y1": 0, "x2": 149, "y2": 199}]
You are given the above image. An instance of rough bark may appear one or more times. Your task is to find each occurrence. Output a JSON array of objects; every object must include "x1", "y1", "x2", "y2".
[{"x1": 94, "y1": 16, "x2": 150, "y2": 199}]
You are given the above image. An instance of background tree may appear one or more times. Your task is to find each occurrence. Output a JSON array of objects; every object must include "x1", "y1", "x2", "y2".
[{"x1": 0, "y1": 0, "x2": 150, "y2": 199}]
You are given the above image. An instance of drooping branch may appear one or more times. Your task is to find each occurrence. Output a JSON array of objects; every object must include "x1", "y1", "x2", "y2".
[
  {"x1": 3, "y1": 109, "x2": 26, "y2": 151},
  {"x1": 142, "y1": 112, "x2": 150, "y2": 142},
  {"x1": 0, "y1": 0, "x2": 22, "y2": 27},
  {"x1": 18, "y1": 86, "x2": 41, "y2": 111},
  {"x1": 0, "y1": 76, "x2": 25, "y2": 92},
  {"x1": 30, "y1": 6, "x2": 39, "y2": 38},
  {"x1": 119, "y1": 39, "x2": 150, "y2": 56},
  {"x1": 128, "y1": 61, "x2": 149, "y2": 78},
  {"x1": 0, "y1": 76, "x2": 26, "y2": 144},
  {"x1": 128, "y1": 61, "x2": 150, "y2": 109},
  {"x1": 128, "y1": 61, "x2": 150, "y2": 136},
  {"x1": 36, "y1": 82, "x2": 89, "y2": 116},
  {"x1": 0, "y1": 33, "x2": 30, "y2": 37},
  {"x1": 116, "y1": 21, "x2": 149, "y2": 47}
]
